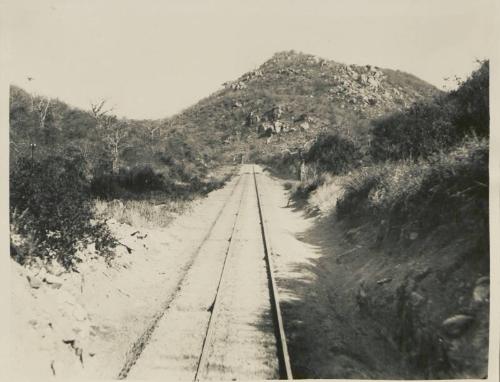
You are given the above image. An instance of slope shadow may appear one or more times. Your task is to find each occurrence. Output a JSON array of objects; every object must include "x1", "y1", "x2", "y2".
[{"x1": 253, "y1": 210, "x2": 412, "y2": 379}]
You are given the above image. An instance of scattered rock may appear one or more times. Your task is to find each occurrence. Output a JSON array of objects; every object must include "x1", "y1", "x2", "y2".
[
  {"x1": 471, "y1": 276, "x2": 489, "y2": 303},
  {"x1": 359, "y1": 73, "x2": 369, "y2": 85},
  {"x1": 233, "y1": 81, "x2": 247, "y2": 90},
  {"x1": 46, "y1": 261, "x2": 66, "y2": 276},
  {"x1": 246, "y1": 111, "x2": 260, "y2": 126},
  {"x1": 258, "y1": 121, "x2": 274, "y2": 136},
  {"x1": 367, "y1": 77, "x2": 380, "y2": 89},
  {"x1": 442, "y1": 314, "x2": 474, "y2": 337},
  {"x1": 376, "y1": 277, "x2": 392, "y2": 285},
  {"x1": 265, "y1": 105, "x2": 283, "y2": 121},
  {"x1": 63, "y1": 339, "x2": 84, "y2": 364},
  {"x1": 356, "y1": 282, "x2": 368, "y2": 311},
  {"x1": 476, "y1": 276, "x2": 489, "y2": 285},
  {"x1": 473, "y1": 284, "x2": 489, "y2": 303},
  {"x1": 27, "y1": 274, "x2": 42, "y2": 289},
  {"x1": 414, "y1": 267, "x2": 431, "y2": 282},
  {"x1": 36, "y1": 266, "x2": 48, "y2": 279},
  {"x1": 43, "y1": 274, "x2": 63, "y2": 289},
  {"x1": 410, "y1": 291, "x2": 425, "y2": 306},
  {"x1": 299, "y1": 121, "x2": 310, "y2": 131},
  {"x1": 273, "y1": 120, "x2": 288, "y2": 134}
]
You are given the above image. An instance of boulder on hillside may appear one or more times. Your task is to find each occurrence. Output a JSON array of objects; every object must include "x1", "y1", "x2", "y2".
[
  {"x1": 273, "y1": 120, "x2": 288, "y2": 134},
  {"x1": 359, "y1": 74, "x2": 369, "y2": 85},
  {"x1": 299, "y1": 121, "x2": 310, "y2": 131},
  {"x1": 229, "y1": 81, "x2": 247, "y2": 90},
  {"x1": 241, "y1": 69, "x2": 263, "y2": 81},
  {"x1": 258, "y1": 122, "x2": 274, "y2": 137},
  {"x1": 473, "y1": 276, "x2": 490, "y2": 303},
  {"x1": 368, "y1": 77, "x2": 380, "y2": 89},
  {"x1": 263, "y1": 105, "x2": 283, "y2": 122},
  {"x1": 442, "y1": 314, "x2": 474, "y2": 337},
  {"x1": 246, "y1": 111, "x2": 260, "y2": 126}
]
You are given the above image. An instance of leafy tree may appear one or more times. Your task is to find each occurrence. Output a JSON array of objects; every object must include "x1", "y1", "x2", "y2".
[
  {"x1": 10, "y1": 155, "x2": 115, "y2": 269},
  {"x1": 305, "y1": 133, "x2": 362, "y2": 174}
]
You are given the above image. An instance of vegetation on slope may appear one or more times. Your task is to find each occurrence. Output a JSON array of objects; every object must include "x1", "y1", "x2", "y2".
[
  {"x1": 290, "y1": 60, "x2": 489, "y2": 379},
  {"x1": 10, "y1": 50, "x2": 438, "y2": 268},
  {"x1": 338, "y1": 61, "x2": 489, "y2": 231},
  {"x1": 163, "y1": 50, "x2": 440, "y2": 164},
  {"x1": 8, "y1": 88, "x2": 230, "y2": 268}
]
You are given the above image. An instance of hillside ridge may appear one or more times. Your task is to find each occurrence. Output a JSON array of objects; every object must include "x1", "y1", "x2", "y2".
[
  {"x1": 160, "y1": 50, "x2": 440, "y2": 166},
  {"x1": 10, "y1": 50, "x2": 441, "y2": 177}
]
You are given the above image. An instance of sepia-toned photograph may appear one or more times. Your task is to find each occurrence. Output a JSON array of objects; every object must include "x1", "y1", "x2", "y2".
[{"x1": 1, "y1": 0, "x2": 497, "y2": 380}]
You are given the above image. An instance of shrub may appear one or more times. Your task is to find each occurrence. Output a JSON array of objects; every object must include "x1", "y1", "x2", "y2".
[
  {"x1": 370, "y1": 61, "x2": 489, "y2": 162},
  {"x1": 90, "y1": 165, "x2": 174, "y2": 199},
  {"x1": 10, "y1": 155, "x2": 115, "y2": 269},
  {"x1": 337, "y1": 137, "x2": 489, "y2": 237},
  {"x1": 305, "y1": 133, "x2": 362, "y2": 175},
  {"x1": 451, "y1": 60, "x2": 489, "y2": 137},
  {"x1": 95, "y1": 198, "x2": 190, "y2": 229},
  {"x1": 370, "y1": 98, "x2": 458, "y2": 161},
  {"x1": 336, "y1": 164, "x2": 385, "y2": 218}
]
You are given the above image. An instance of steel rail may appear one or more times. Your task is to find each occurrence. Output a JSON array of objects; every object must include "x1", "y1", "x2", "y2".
[
  {"x1": 118, "y1": 173, "x2": 245, "y2": 379},
  {"x1": 193, "y1": 173, "x2": 249, "y2": 381},
  {"x1": 252, "y1": 166, "x2": 293, "y2": 380}
]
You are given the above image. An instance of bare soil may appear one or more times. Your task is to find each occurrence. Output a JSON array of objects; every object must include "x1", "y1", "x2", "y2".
[{"x1": 10, "y1": 174, "x2": 241, "y2": 379}]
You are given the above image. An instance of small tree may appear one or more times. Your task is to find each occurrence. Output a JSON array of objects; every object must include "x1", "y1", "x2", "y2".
[
  {"x1": 144, "y1": 121, "x2": 163, "y2": 142},
  {"x1": 35, "y1": 97, "x2": 51, "y2": 130},
  {"x1": 90, "y1": 100, "x2": 130, "y2": 174}
]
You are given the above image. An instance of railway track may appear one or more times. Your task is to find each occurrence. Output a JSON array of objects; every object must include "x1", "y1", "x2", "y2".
[{"x1": 119, "y1": 164, "x2": 292, "y2": 380}]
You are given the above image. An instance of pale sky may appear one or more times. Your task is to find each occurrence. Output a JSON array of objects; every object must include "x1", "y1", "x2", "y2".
[{"x1": 2, "y1": 0, "x2": 496, "y2": 119}]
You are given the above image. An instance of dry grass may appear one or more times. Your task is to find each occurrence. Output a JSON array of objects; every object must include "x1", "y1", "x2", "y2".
[
  {"x1": 94, "y1": 199, "x2": 191, "y2": 229},
  {"x1": 336, "y1": 137, "x2": 488, "y2": 228},
  {"x1": 307, "y1": 174, "x2": 346, "y2": 214}
]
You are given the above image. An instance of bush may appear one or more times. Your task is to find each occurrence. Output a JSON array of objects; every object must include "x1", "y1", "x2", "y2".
[
  {"x1": 370, "y1": 98, "x2": 459, "y2": 161},
  {"x1": 95, "y1": 198, "x2": 190, "y2": 229},
  {"x1": 336, "y1": 165, "x2": 385, "y2": 218},
  {"x1": 10, "y1": 155, "x2": 115, "y2": 269},
  {"x1": 305, "y1": 133, "x2": 362, "y2": 175},
  {"x1": 451, "y1": 60, "x2": 489, "y2": 137},
  {"x1": 91, "y1": 165, "x2": 174, "y2": 199},
  {"x1": 370, "y1": 61, "x2": 489, "y2": 162},
  {"x1": 90, "y1": 163, "x2": 230, "y2": 201},
  {"x1": 337, "y1": 137, "x2": 489, "y2": 237}
]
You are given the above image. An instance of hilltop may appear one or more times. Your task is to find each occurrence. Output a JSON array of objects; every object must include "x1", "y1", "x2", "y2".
[{"x1": 163, "y1": 50, "x2": 440, "y2": 164}]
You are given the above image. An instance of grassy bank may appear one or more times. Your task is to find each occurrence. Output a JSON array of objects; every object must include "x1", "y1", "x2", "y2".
[{"x1": 277, "y1": 61, "x2": 489, "y2": 378}]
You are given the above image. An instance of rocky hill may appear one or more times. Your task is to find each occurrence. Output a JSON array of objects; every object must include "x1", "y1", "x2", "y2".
[
  {"x1": 10, "y1": 51, "x2": 441, "y2": 182},
  {"x1": 163, "y1": 51, "x2": 441, "y2": 164}
]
